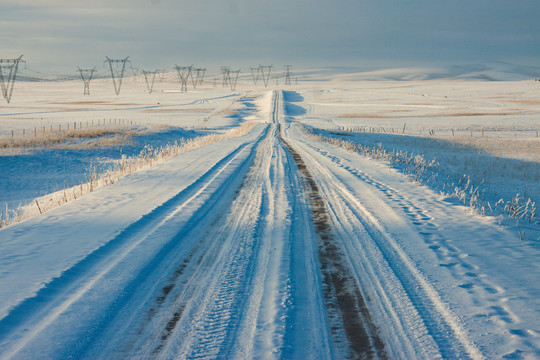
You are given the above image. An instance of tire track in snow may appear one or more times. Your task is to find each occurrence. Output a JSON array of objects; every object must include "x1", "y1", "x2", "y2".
[
  {"x1": 150, "y1": 91, "x2": 333, "y2": 359},
  {"x1": 284, "y1": 97, "x2": 485, "y2": 358},
  {"x1": 78, "y1": 125, "x2": 268, "y2": 359},
  {"x1": 278, "y1": 90, "x2": 386, "y2": 360},
  {"x1": 0, "y1": 124, "x2": 267, "y2": 360},
  {"x1": 133, "y1": 90, "x2": 335, "y2": 359},
  {"x1": 305, "y1": 145, "x2": 516, "y2": 329}
]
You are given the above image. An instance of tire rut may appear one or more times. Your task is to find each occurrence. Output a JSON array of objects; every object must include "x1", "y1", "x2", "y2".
[{"x1": 279, "y1": 124, "x2": 386, "y2": 359}]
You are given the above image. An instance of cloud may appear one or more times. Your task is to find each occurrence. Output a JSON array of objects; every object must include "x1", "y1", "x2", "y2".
[{"x1": 2, "y1": 0, "x2": 540, "y2": 72}]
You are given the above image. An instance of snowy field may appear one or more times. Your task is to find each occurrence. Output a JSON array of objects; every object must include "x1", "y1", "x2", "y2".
[{"x1": 0, "y1": 67, "x2": 539, "y2": 359}]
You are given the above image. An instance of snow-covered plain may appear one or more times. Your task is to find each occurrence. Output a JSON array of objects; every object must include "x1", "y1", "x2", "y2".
[{"x1": 0, "y1": 67, "x2": 539, "y2": 359}]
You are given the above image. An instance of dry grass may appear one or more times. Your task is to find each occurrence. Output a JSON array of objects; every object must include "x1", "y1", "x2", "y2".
[
  {"x1": 0, "y1": 126, "x2": 135, "y2": 149},
  {"x1": 432, "y1": 111, "x2": 517, "y2": 117},
  {"x1": 337, "y1": 110, "x2": 517, "y2": 119},
  {"x1": 338, "y1": 113, "x2": 405, "y2": 119},
  {"x1": 141, "y1": 108, "x2": 208, "y2": 113},
  {"x1": 50, "y1": 101, "x2": 139, "y2": 106},
  {"x1": 70, "y1": 134, "x2": 133, "y2": 149},
  {"x1": 216, "y1": 109, "x2": 239, "y2": 115},
  {"x1": 505, "y1": 99, "x2": 540, "y2": 105}
]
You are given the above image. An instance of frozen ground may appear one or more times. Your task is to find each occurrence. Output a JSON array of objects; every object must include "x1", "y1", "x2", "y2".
[{"x1": 0, "y1": 68, "x2": 539, "y2": 359}]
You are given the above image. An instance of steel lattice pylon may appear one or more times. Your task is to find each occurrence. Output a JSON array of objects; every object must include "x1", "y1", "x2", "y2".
[
  {"x1": 229, "y1": 69, "x2": 241, "y2": 91},
  {"x1": 221, "y1": 66, "x2": 231, "y2": 88},
  {"x1": 194, "y1": 68, "x2": 206, "y2": 87},
  {"x1": 78, "y1": 67, "x2": 96, "y2": 95},
  {"x1": 0, "y1": 55, "x2": 24, "y2": 103},
  {"x1": 250, "y1": 66, "x2": 261, "y2": 85},
  {"x1": 105, "y1": 56, "x2": 130, "y2": 95},
  {"x1": 284, "y1": 65, "x2": 292, "y2": 86},
  {"x1": 142, "y1": 69, "x2": 159, "y2": 94},
  {"x1": 175, "y1": 65, "x2": 193, "y2": 93},
  {"x1": 259, "y1": 65, "x2": 273, "y2": 88}
]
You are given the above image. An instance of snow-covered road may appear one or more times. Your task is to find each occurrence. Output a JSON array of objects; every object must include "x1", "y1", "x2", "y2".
[{"x1": 0, "y1": 90, "x2": 539, "y2": 359}]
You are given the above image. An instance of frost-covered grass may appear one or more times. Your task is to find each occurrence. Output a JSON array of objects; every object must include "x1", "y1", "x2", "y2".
[
  {"x1": 300, "y1": 124, "x2": 538, "y2": 239},
  {"x1": 0, "y1": 121, "x2": 255, "y2": 228}
]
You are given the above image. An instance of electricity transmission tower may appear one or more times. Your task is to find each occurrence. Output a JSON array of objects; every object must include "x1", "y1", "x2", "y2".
[
  {"x1": 130, "y1": 66, "x2": 140, "y2": 83},
  {"x1": 221, "y1": 66, "x2": 231, "y2": 87},
  {"x1": 142, "y1": 69, "x2": 159, "y2": 93},
  {"x1": 250, "y1": 66, "x2": 261, "y2": 85},
  {"x1": 158, "y1": 70, "x2": 167, "y2": 82},
  {"x1": 105, "y1": 56, "x2": 130, "y2": 95},
  {"x1": 284, "y1": 65, "x2": 293, "y2": 85},
  {"x1": 78, "y1": 67, "x2": 96, "y2": 95},
  {"x1": 194, "y1": 68, "x2": 206, "y2": 87},
  {"x1": 259, "y1": 65, "x2": 273, "y2": 88},
  {"x1": 0, "y1": 55, "x2": 24, "y2": 103},
  {"x1": 229, "y1": 69, "x2": 241, "y2": 91},
  {"x1": 174, "y1": 65, "x2": 192, "y2": 92}
]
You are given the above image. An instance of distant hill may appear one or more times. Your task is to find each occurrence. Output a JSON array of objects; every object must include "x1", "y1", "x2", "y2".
[
  {"x1": 9, "y1": 61, "x2": 540, "y2": 82},
  {"x1": 300, "y1": 61, "x2": 540, "y2": 82}
]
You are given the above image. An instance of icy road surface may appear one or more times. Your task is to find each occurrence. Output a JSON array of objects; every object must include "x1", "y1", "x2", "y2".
[{"x1": 0, "y1": 90, "x2": 539, "y2": 359}]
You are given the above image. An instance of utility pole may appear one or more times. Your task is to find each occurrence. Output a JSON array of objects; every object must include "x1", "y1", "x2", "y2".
[
  {"x1": 105, "y1": 56, "x2": 130, "y2": 95},
  {"x1": 78, "y1": 67, "x2": 96, "y2": 95},
  {"x1": 0, "y1": 55, "x2": 24, "y2": 103}
]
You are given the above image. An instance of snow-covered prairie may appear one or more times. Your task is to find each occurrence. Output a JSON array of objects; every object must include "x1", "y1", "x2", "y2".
[{"x1": 0, "y1": 68, "x2": 539, "y2": 359}]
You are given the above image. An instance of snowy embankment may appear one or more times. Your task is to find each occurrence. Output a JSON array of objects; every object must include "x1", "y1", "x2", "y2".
[
  {"x1": 300, "y1": 125, "x2": 538, "y2": 240},
  {"x1": 0, "y1": 121, "x2": 255, "y2": 228}
]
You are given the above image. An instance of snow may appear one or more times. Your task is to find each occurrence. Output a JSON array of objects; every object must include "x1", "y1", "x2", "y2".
[{"x1": 0, "y1": 69, "x2": 539, "y2": 359}]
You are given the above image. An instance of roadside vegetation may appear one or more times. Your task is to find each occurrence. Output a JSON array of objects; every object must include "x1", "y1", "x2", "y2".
[{"x1": 300, "y1": 124, "x2": 538, "y2": 240}]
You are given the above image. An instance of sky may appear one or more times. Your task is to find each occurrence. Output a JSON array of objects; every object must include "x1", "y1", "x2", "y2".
[{"x1": 1, "y1": 0, "x2": 540, "y2": 74}]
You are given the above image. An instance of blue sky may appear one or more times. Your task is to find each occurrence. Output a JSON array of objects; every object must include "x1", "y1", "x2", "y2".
[{"x1": 1, "y1": 0, "x2": 539, "y2": 73}]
